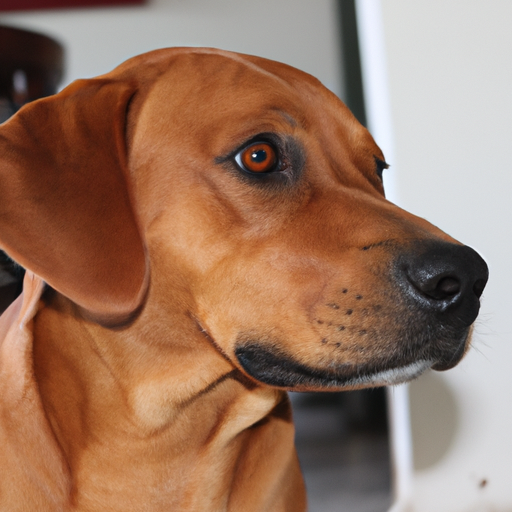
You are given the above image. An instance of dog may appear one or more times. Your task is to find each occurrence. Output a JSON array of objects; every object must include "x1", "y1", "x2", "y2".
[{"x1": 0, "y1": 48, "x2": 488, "y2": 511}]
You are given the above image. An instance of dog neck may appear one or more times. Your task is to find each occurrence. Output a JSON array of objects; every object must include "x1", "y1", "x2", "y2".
[{"x1": 28, "y1": 288, "x2": 304, "y2": 511}]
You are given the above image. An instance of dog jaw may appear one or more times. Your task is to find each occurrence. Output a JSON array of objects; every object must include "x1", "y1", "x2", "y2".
[{"x1": 235, "y1": 342, "x2": 433, "y2": 389}]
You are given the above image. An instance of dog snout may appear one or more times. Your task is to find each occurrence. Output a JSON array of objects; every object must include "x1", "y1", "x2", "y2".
[{"x1": 398, "y1": 241, "x2": 489, "y2": 326}]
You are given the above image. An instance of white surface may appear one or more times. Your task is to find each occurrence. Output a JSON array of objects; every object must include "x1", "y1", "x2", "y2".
[
  {"x1": 355, "y1": 3, "x2": 413, "y2": 509},
  {"x1": 380, "y1": 1, "x2": 512, "y2": 510},
  {"x1": 355, "y1": 0, "x2": 397, "y2": 202},
  {"x1": 0, "y1": 0, "x2": 343, "y2": 96}
]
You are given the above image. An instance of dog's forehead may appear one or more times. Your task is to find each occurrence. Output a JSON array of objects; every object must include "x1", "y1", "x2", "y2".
[
  {"x1": 125, "y1": 48, "x2": 383, "y2": 181},
  {"x1": 134, "y1": 51, "x2": 371, "y2": 132},
  {"x1": 138, "y1": 50, "x2": 315, "y2": 118}
]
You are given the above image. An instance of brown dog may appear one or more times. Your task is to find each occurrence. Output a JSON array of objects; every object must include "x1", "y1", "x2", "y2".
[{"x1": 0, "y1": 48, "x2": 488, "y2": 511}]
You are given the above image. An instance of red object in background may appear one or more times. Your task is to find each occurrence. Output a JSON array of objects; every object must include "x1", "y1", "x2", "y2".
[{"x1": 0, "y1": 0, "x2": 146, "y2": 11}]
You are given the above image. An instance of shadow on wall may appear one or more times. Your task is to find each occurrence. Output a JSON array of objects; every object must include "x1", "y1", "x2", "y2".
[{"x1": 409, "y1": 371, "x2": 460, "y2": 470}]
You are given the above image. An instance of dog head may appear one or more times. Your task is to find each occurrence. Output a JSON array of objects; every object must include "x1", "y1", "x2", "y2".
[{"x1": 0, "y1": 48, "x2": 488, "y2": 391}]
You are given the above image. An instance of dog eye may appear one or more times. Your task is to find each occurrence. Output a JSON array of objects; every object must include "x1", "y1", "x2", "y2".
[
  {"x1": 375, "y1": 157, "x2": 389, "y2": 180},
  {"x1": 235, "y1": 142, "x2": 280, "y2": 174}
]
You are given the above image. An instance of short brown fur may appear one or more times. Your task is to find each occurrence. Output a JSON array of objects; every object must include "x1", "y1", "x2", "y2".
[{"x1": 0, "y1": 48, "x2": 486, "y2": 511}]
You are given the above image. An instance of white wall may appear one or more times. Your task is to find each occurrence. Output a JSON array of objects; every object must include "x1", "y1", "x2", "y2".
[
  {"x1": 380, "y1": 2, "x2": 512, "y2": 511},
  {"x1": 0, "y1": 0, "x2": 342, "y2": 96}
]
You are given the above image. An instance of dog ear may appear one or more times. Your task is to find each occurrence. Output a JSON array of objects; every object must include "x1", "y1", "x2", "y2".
[{"x1": 0, "y1": 78, "x2": 148, "y2": 326}]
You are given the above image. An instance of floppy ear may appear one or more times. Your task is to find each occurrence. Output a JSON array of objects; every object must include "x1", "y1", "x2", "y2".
[{"x1": 0, "y1": 78, "x2": 148, "y2": 326}]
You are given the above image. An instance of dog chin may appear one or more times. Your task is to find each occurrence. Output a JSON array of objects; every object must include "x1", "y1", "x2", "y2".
[
  {"x1": 345, "y1": 359, "x2": 433, "y2": 387},
  {"x1": 235, "y1": 343, "x2": 434, "y2": 390}
]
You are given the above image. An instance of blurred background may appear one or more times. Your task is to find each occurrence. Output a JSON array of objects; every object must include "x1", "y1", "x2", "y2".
[{"x1": 0, "y1": 1, "x2": 510, "y2": 511}]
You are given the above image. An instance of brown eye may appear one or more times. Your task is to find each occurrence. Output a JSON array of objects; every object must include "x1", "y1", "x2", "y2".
[{"x1": 237, "y1": 142, "x2": 278, "y2": 173}]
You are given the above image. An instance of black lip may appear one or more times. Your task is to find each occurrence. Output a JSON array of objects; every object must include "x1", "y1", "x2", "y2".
[
  {"x1": 235, "y1": 343, "x2": 421, "y2": 389},
  {"x1": 236, "y1": 343, "x2": 337, "y2": 388},
  {"x1": 235, "y1": 326, "x2": 470, "y2": 389}
]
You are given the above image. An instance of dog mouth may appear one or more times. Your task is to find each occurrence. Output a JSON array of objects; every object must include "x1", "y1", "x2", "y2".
[
  {"x1": 234, "y1": 329, "x2": 469, "y2": 390},
  {"x1": 234, "y1": 343, "x2": 431, "y2": 390}
]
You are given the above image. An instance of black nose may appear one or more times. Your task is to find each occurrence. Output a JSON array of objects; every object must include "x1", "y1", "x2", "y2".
[{"x1": 398, "y1": 241, "x2": 489, "y2": 326}]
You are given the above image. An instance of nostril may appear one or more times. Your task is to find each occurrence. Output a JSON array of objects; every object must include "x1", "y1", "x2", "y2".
[
  {"x1": 420, "y1": 275, "x2": 461, "y2": 301},
  {"x1": 437, "y1": 276, "x2": 461, "y2": 297}
]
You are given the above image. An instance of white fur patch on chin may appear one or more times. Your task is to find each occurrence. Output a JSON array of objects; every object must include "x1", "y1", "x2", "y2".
[{"x1": 344, "y1": 360, "x2": 433, "y2": 388}]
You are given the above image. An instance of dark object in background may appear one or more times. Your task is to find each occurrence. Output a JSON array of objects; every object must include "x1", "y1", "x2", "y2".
[
  {"x1": 0, "y1": 0, "x2": 146, "y2": 13},
  {"x1": 0, "y1": 25, "x2": 64, "y2": 314}
]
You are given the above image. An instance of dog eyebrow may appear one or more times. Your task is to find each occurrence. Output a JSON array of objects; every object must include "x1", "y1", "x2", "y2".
[{"x1": 269, "y1": 108, "x2": 299, "y2": 128}]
